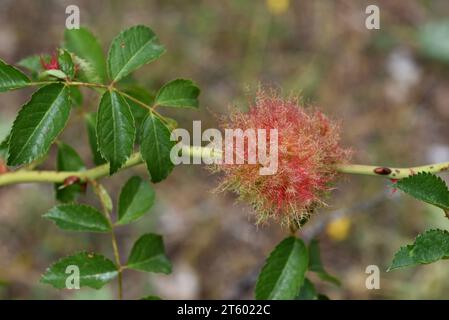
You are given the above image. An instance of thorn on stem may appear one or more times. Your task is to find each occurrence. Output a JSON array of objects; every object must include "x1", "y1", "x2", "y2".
[
  {"x1": 60, "y1": 176, "x2": 81, "y2": 189},
  {"x1": 374, "y1": 167, "x2": 392, "y2": 175}
]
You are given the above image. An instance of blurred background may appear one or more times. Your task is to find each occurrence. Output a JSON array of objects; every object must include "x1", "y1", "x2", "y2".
[{"x1": 1, "y1": 0, "x2": 449, "y2": 299}]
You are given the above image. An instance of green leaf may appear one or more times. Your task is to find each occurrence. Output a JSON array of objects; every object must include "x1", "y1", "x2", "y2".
[
  {"x1": 140, "y1": 113, "x2": 175, "y2": 183},
  {"x1": 69, "y1": 86, "x2": 83, "y2": 107},
  {"x1": 388, "y1": 245, "x2": 415, "y2": 271},
  {"x1": 58, "y1": 49, "x2": 75, "y2": 79},
  {"x1": 0, "y1": 59, "x2": 30, "y2": 92},
  {"x1": 122, "y1": 86, "x2": 154, "y2": 142},
  {"x1": 296, "y1": 278, "x2": 317, "y2": 300},
  {"x1": 97, "y1": 90, "x2": 135, "y2": 174},
  {"x1": 56, "y1": 143, "x2": 84, "y2": 171},
  {"x1": 70, "y1": 55, "x2": 102, "y2": 84},
  {"x1": 41, "y1": 252, "x2": 118, "y2": 289},
  {"x1": 7, "y1": 83, "x2": 71, "y2": 166},
  {"x1": 418, "y1": 20, "x2": 449, "y2": 64},
  {"x1": 412, "y1": 229, "x2": 449, "y2": 263},
  {"x1": 127, "y1": 233, "x2": 172, "y2": 274},
  {"x1": 43, "y1": 204, "x2": 111, "y2": 232},
  {"x1": 388, "y1": 229, "x2": 449, "y2": 271},
  {"x1": 64, "y1": 27, "x2": 108, "y2": 83},
  {"x1": 107, "y1": 25, "x2": 165, "y2": 82},
  {"x1": 308, "y1": 239, "x2": 341, "y2": 286},
  {"x1": 396, "y1": 172, "x2": 449, "y2": 213},
  {"x1": 255, "y1": 237, "x2": 308, "y2": 300},
  {"x1": 163, "y1": 117, "x2": 178, "y2": 130},
  {"x1": 55, "y1": 143, "x2": 86, "y2": 203},
  {"x1": 17, "y1": 55, "x2": 44, "y2": 73},
  {"x1": 40, "y1": 69, "x2": 67, "y2": 80},
  {"x1": 155, "y1": 79, "x2": 200, "y2": 109},
  {"x1": 0, "y1": 133, "x2": 10, "y2": 160},
  {"x1": 85, "y1": 112, "x2": 106, "y2": 165},
  {"x1": 118, "y1": 176, "x2": 155, "y2": 225},
  {"x1": 17, "y1": 55, "x2": 46, "y2": 79}
]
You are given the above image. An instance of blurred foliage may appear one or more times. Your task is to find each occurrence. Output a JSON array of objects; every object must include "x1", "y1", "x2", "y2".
[{"x1": 418, "y1": 20, "x2": 449, "y2": 63}]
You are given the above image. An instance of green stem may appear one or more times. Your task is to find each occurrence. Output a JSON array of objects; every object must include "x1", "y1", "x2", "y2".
[
  {"x1": 90, "y1": 180, "x2": 123, "y2": 300},
  {"x1": 1, "y1": 146, "x2": 448, "y2": 186},
  {"x1": 336, "y1": 162, "x2": 449, "y2": 179},
  {"x1": 67, "y1": 81, "x2": 110, "y2": 90},
  {"x1": 115, "y1": 90, "x2": 169, "y2": 125},
  {"x1": 0, "y1": 152, "x2": 143, "y2": 186},
  {"x1": 27, "y1": 81, "x2": 57, "y2": 87},
  {"x1": 110, "y1": 230, "x2": 123, "y2": 300},
  {"x1": 3, "y1": 82, "x2": 449, "y2": 184}
]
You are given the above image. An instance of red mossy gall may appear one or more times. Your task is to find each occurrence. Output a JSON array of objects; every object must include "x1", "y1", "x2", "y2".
[
  {"x1": 40, "y1": 52, "x2": 59, "y2": 70},
  {"x1": 212, "y1": 91, "x2": 352, "y2": 228},
  {"x1": 0, "y1": 160, "x2": 7, "y2": 174}
]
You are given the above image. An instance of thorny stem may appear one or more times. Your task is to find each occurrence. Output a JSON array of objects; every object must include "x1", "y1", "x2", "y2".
[
  {"x1": 335, "y1": 162, "x2": 449, "y2": 179},
  {"x1": 0, "y1": 152, "x2": 143, "y2": 186},
  {"x1": 0, "y1": 147, "x2": 448, "y2": 186},
  {"x1": 89, "y1": 179, "x2": 123, "y2": 300},
  {"x1": 2, "y1": 80, "x2": 449, "y2": 184}
]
